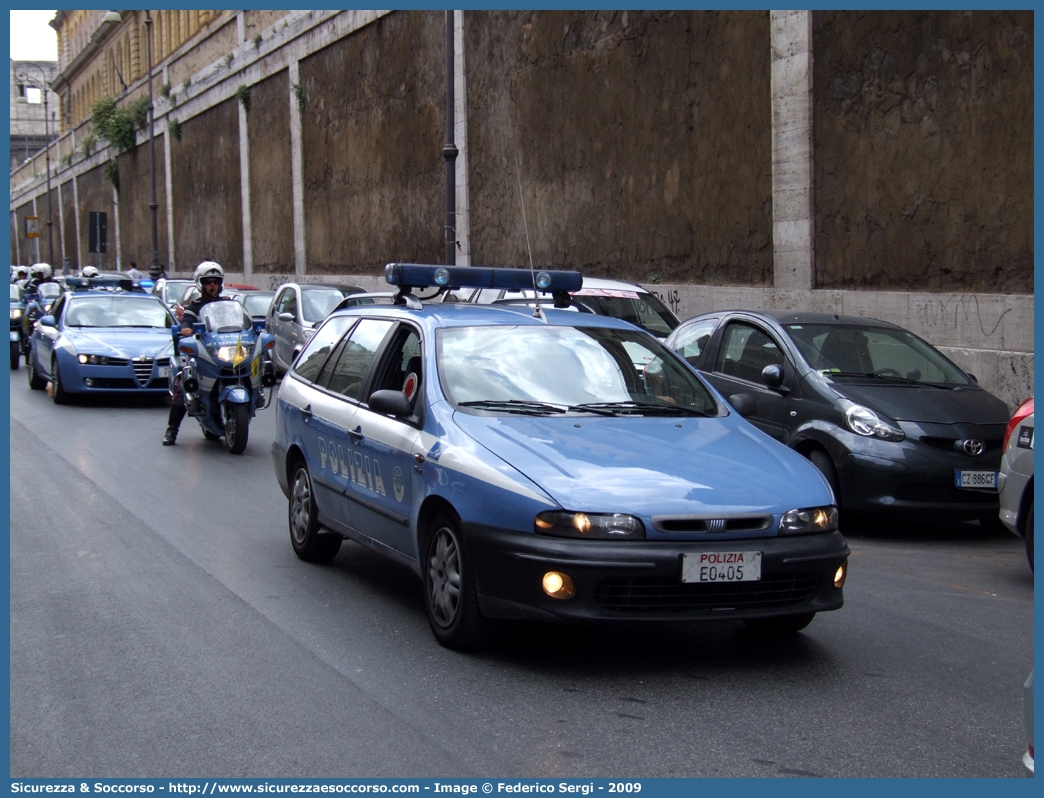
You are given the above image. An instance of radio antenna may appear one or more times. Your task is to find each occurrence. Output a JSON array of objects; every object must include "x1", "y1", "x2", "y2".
[{"x1": 515, "y1": 156, "x2": 542, "y2": 319}]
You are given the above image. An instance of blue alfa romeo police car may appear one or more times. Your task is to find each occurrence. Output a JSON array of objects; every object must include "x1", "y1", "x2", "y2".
[{"x1": 272, "y1": 264, "x2": 850, "y2": 649}]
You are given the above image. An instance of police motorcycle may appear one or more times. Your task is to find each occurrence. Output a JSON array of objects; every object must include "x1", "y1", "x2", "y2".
[
  {"x1": 171, "y1": 299, "x2": 276, "y2": 454},
  {"x1": 21, "y1": 280, "x2": 63, "y2": 362},
  {"x1": 10, "y1": 282, "x2": 27, "y2": 369}
]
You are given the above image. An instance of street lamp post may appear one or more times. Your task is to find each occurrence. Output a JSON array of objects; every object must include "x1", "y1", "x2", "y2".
[
  {"x1": 145, "y1": 11, "x2": 160, "y2": 280},
  {"x1": 18, "y1": 65, "x2": 55, "y2": 267}
]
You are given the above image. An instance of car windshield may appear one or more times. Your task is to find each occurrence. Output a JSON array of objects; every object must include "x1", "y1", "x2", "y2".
[
  {"x1": 301, "y1": 288, "x2": 356, "y2": 322},
  {"x1": 161, "y1": 280, "x2": 192, "y2": 303},
  {"x1": 37, "y1": 282, "x2": 62, "y2": 299},
  {"x1": 438, "y1": 325, "x2": 719, "y2": 416},
  {"x1": 573, "y1": 289, "x2": 679, "y2": 337},
  {"x1": 199, "y1": 300, "x2": 253, "y2": 333},
  {"x1": 783, "y1": 323, "x2": 972, "y2": 386},
  {"x1": 11, "y1": 285, "x2": 23, "y2": 300},
  {"x1": 65, "y1": 295, "x2": 173, "y2": 328},
  {"x1": 240, "y1": 293, "x2": 274, "y2": 316}
]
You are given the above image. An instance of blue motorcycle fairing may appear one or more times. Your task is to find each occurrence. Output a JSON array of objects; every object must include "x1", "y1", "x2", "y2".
[
  {"x1": 450, "y1": 411, "x2": 834, "y2": 526},
  {"x1": 219, "y1": 385, "x2": 252, "y2": 404}
]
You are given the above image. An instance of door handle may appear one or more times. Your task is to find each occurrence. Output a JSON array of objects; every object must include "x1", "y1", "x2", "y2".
[
  {"x1": 300, "y1": 404, "x2": 313, "y2": 420},
  {"x1": 348, "y1": 426, "x2": 364, "y2": 443},
  {"x1": 413, "y1": 453, "x2": 424, "y2": 474}
]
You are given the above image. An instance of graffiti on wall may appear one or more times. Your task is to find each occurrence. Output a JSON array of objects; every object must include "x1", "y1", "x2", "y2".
[
  {"x1": 651, "y1": 289, "x2": 682, "y2": 317},
  {"x1": 914, "y1": 295, "x2": 1011, "y2": 339}
]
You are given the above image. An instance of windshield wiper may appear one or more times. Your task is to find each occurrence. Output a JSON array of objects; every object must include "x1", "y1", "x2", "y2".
[
  {"x1": 824, "y1": 371, "x2": 954, "y2": 388},
  {"x1": 570, "y1": 401, "x2": 709, "y2": 417},
  {"x1": 458, "y1": 399, "x2": 566, "y2": 415}
]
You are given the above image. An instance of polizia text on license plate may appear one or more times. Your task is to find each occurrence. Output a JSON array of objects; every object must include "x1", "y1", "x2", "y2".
[{"x1": 682, "y1": 551, "x2": 762, "y2": 583}]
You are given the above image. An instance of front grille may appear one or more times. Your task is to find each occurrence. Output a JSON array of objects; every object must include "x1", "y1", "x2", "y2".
[
  {"x1": 894, "y1": 484, "x2": 995, "y2": 504},
  {"x1": 132, "y1": 358, "x2": 155, "y2": 384},
  {"x1": 594, "y1": 573, "x2": 818, "y2": 614},
  {"x1": 88, "y1": 378, "x2": 138, "y2": 389},
  {"x1": 652, "y1": 515, "x2": 774, "y2": 533},
  {"x1": 919, "y1": 436, "x2": 1002, "y2": 455}
]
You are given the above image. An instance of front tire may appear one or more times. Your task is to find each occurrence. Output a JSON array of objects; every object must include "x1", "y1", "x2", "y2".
[
  {"x1": 51, "y1": 355, "x2": 69, "y2": 404},
  {"x1": 27, "y1": 350, "x2": 45, "y2": 389},
  {"x1": 743, "y1": 611, "x2": 817, "y2": 636},
  {"x1": 288, "y1": 460, "x2": 341, "y2": 563},
  {"x1": 11, "y1": 347, "x2": 19, "y2": 371},
  {"x1": 424, "y1": 512, "x2": 487, "y2": 650},
  {"x1": 224, "y1": 402, "x2": 250, "y2": 454}
]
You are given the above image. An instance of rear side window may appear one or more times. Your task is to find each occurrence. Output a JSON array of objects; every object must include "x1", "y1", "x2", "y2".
[
  {"x1": 292, "y1": 316, "x2": 355, "y2": 383},
  {"x1": 673, "y1": 319, "x2": 719, "y2": 365},
  {"x1": 324, "y1": 319, "x2": 395, "y2": 400}
]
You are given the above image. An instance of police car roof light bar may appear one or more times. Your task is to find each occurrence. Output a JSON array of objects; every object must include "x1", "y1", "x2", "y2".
[
  {"x1": 384, "y1": 263, "x2": 583, "y2": 295},
  {"x1": 66, "y1": 277, "x2": 147, "y2": 293}
]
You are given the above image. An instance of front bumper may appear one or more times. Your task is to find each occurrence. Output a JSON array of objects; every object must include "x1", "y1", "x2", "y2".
[
  {"x1": 60, "y1": 360, "x2": 170, "y2": 394},
  {"x1": 829, "y1": 429, "x2": 1001, "y2": 518},
  {"x1": 464, "y1": 523, "x2": 849, "y2": 623}
]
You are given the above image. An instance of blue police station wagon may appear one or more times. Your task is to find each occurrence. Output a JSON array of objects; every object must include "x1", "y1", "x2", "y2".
[{"x1": 272, "y1": 265, "x2": 850, "y2": 649}]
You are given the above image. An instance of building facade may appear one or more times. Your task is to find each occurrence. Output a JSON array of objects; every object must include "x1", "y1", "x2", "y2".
[
  {"x1": 9, "y1": 10, "x2": 1033, "y2": 407},
  {"x1": 9, "y1": 59, "x2": 60, "y2": 171}
]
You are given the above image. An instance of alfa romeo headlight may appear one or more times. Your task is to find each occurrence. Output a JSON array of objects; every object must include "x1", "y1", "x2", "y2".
[
  {"x1": 77, "y1": 354, "x2": 110, "y2": 365},
  {"x1": 535, "y1": 511, "x2": 646, "y2": 540},
  {"x1": 841, "y1": 400, "x2": 905, "y2": 441},
  {"x1": 779, "y1": 506, "x2": 839, "y2": 535}
]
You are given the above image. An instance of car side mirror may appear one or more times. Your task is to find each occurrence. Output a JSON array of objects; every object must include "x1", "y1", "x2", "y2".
[
  {"x1": 368, "y1": 389, "x2": 413, "y2": 418},
  {"x1": 761, "y1": 364, "x2": 785, "y2": 389},
  {"x1": 37, "y1": 315, "x2": 56, "y2": 328},
  {"x1": 278, "y1": 312, "x2": 294, "y2": 322},
  {"x1": 967, "y1": 373, "x2": 979, "y2": 384},
  {"x1": 728, "y1": 393, "x2": 758, "y2": 418}
]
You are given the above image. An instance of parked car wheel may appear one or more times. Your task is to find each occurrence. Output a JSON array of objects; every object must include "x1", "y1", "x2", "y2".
[
  {"x1": 424, "y1": 512, "x2": 487, "y2": 650},
  {"x1": 27, "y1": 352, "x2": 45, "y2": 390},
  {"x1": 10, "y1": 348, "x2": 19, "y2": 371},
  {"x1": 808, "y1": 449, "x2": 840, "y2": 504},
  {"x1": 288, "y1": 460, "x2": 341, "y2": 563},
  {"x1": 743, "y1": 611, "x2": 816, "y2": 635},
  {"x1": 51, "y1": 355, "x2": 69, "y2": 405}
]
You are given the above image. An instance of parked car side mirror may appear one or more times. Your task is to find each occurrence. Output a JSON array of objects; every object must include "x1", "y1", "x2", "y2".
[
  {"x1": 967, "y1": 373, "x2": 979, "y2": 384},
  {"x1": 37, "y1": 315, "x2": 56, "y2": 328},
  {"x1": 728, "y1": 393, "x2": 758, "y2": 418},
  {"x1": 761, "y1": 364, "x2": 785, "y2": 389},
  {"x1": 278, "y1": 312, "x2": 294, "y2": 322},
  {"x1": 368, "y1": 389, "x2": 413, "y2": 418}
]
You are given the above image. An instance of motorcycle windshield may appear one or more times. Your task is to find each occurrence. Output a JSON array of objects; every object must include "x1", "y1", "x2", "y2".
[{"x1": 200, "y1": 300, "x2": 253, "y2": 333}]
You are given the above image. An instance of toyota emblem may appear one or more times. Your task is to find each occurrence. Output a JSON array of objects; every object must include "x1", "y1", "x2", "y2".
[{"x1": 961, "y1": 439, "x2": 985, "y2": 456}]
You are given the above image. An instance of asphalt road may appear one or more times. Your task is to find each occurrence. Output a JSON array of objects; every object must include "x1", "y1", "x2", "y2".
[{"x1": 8, "y1": 375, "x2": 1034, "y2": 778}]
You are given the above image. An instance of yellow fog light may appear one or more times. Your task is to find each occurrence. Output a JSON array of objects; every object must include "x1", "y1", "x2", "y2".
[
  {"x1": 834, "y1": 561, "x2": 847, "y2": 588},
  {"x1": 542, "y1": 571, "x2": 577, "y2": 600}
]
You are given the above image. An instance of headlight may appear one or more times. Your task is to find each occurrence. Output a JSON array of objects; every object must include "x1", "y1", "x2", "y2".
[
  {"x1": 76, "y1": 354, "x2": 110, "y2": 365},
  {"x1": 841, "y1": 400, "x2": 905, "y2": 441},
  {"x1": 779, "y1": 506, "x2": 839, "y2": 535},
  {"x1": 213, "y1": 346, "x2": 235, "y2": 362},
  {"x1": 10, "y1": 308, "x2": 22, "y2": 320},
  {"x1": 535, "y1": 511, "x2": 646, "y2": 540}
]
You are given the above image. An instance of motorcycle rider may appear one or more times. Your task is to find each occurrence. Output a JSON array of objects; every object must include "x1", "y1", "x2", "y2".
[
  {"x1": 25, "y1": 262, "x2": 54, "y2": 294},
  {"x1": 162, "y1": 261, "x2": 228, "y2": 446}
]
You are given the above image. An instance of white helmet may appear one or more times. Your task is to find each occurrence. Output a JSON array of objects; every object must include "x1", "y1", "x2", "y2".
[
  {"x1": 31, "y1": 262, "x2": 52, "y2": 280},
  {"x1": 194, "y1": 260, "x2": 224, "y2": 291},
  {"x1": 81, "y1": 265, "x2": 99, "y2": 278}
]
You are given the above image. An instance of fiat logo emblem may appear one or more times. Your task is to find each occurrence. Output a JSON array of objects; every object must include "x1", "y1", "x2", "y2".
[
  {"x1": 708, "y1": 519, "x2": 726, "y2": 533},
  {"x1": 962, "y1": 439, "x2": 985, "y2": 456}
]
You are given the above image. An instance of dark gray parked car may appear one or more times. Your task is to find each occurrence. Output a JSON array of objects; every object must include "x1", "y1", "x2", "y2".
[
  {"x1": 267, "y1": 282, "x2": 364, "y2": 374},
  {"x1": 665, "y1": 310, "x2": 1010, "y2": 524}
]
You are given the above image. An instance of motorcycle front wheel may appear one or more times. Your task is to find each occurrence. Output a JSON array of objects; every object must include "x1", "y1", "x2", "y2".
[{"x1": 224, "y1": 402, "x2": 250, "y2": 454}]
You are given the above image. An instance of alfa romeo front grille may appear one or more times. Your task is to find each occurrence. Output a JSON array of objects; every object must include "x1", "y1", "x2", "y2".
[{"x1": 132, "y1": 358, "x2": 155, "y2": 384}]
